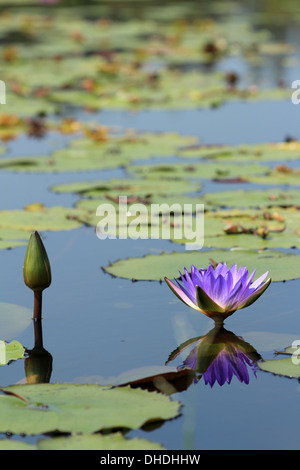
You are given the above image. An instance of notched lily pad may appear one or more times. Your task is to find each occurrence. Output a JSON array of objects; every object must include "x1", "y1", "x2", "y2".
[
  {"x1": 52, "y1": 177, "x2": 201, "y2": 198},
  {"x1": 37, "y1": 432, "x2": 165, "y2": 451},
  {"x1": 0, "y1": 383, "x2": 181, "y2": 435},
  {"x1": 0, "y1": 132, "x2": 199, "y2": 172},
  {"x1": 258, "y1": 341, "x2": 300, "y2": 379},
  {"x1": 103, "y1": 249, "x2": 300, "y2": 282},
  {"x1": 203, "y1": 189, "x2": 300, "y2": 209},
  {"x1": 0, "y1": 206, "x2": 83, "y2": 232},
  {"x1": 0, "y1": 340, "x2": 25, "y2": 365}
]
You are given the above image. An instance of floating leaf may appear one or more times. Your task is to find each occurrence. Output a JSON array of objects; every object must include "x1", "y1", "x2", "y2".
[
  {"x1": 203, "y1": 189, "x2": 300, "y2": 209},
  {"x1": 179, "y1": 141, "x2": 300, "y2": 162},
  {"x1": 0, "y1": 440, "x2": 36, "y2": 450},
  {"x1": 0, "y1": 227, "x2": 30, "y2": 250},
  {"x1": 0, "y1": 383, "x2": 181, "y2": 435},
  {"x1": 103, "y1": 249, "x2": 300, "y2": 281},
  {"x1": 0, "y1": 132, "x2": 199, "y2": 173},
  {"x1": 37, "y1": 432, "x2": 164, "y2": 451},
  {"x1": 258, "y1": 357, "x2": 300, "y2": 379},
  {"x1": 52, "y1": 177, "x2": 201, "y2": 198},
  {"x1": 170, "y1": 208, "x2": 300, "y2": 249},
  {"x1": 0, "y1": 340, "x2": 25, "y2": 366},
  {"x1": 130, "y1": 161, "x2": 266, "y2": 182},
  {"x1": 0, "y1": 206, "x2": 83, "y2": 232}
]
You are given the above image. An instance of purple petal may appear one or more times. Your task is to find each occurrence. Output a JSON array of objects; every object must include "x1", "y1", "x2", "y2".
[
  {"x1": 165, "y1": 277, "x2": 200, "y2": 310},
  {"x1": 237, "y1": 277, "x2": 271, "y2": 310},
  {"x1": 249, "y1": 271, "x2": 269, "y2": 290},
  {"x1": 212, "y1": 274, "x2": 227, "y2": 307}
]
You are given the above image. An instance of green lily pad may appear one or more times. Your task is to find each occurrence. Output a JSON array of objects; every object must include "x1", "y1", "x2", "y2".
[
  {"x1": 258, "y1": 340, "x2": 300, "y2": 379},
  {"x1": 37, "y1": 432, "x2": 164, "y2": 450},
  {"x1": 0, "y1": 340, "x2": 25, "y2": 366},
  {"x1": 203, "y1": 189, "x2": 300, "y2": 209},
  {"x1": 0, "y1": 206, "x2": 83, "y2": 232},
  {"x1": 0, "y1": 383, "x2": 181, "y2": 435},
  {"x1": 52, "y1": 177, "x2": 201, "y2": 198},
  {"x1": 0, "y1": 440, "x2": 36, "y2": 450},
  {"x1": 0, "y1": 227, "x2": 30, "y2": 250},
  {"x1": 258, "y1": 357, "x2": 300, "y2": 379},
  {"x1": 169, "y1": 208, "x2": 300, "y2": 250},
  {"x1": 0, "y1": 432, "x2": 164, "y2": 450},
  {"x1": 103, "y1": 248, "x2": 300, "y2": 281},
  {"x1": 179, "y1": 141, "x2": 300, "y2": 162},
  {"x1": 250, "y1": 167, "x2": 300, "y2": 186},
  {"x1": 0, "y1": 132, "x2": 198, "y2": 173},
  {"x1": 130, "y1": 161, "x2": 266, "y2": 182}
]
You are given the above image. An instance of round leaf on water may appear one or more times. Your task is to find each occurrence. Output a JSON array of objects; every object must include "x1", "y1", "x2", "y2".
[
  {"x1": 0, "y1": 132, "x2": 199, "y2": 173},
  {"x1": 0, "y1": 206, "x2": 83, "y2": 232},
  {"x1": 0, "y1": 227, "x2": 29, "y2": 250},
  {"x1": 130, "y1": 161, "x2": 266, "y2": 182},
  {"x1": 170, "y1": 208, "x2": 300, "y2": 250},
  {"x1": 0, "y1": 383, "x2": 181, "y2": 435},
  {"x1": 52, "y1": 178, "x2": 201, "y2": 198},
  {"x1": 0, "y1": 340, "x2": 25, "y2": 366},
  {"x1": 203, "y1": 189, "x2": 300, "y2": 209},
  {"x1": 37, "y1": 432, "x2": 164, "y2": 450},
  {"x1": 103, "y1": 249, "x2": 300, "y2": 282},
  {"x1": 0, "y1": 440, "x2": 36, "y2": 450},
  {"x1": 258, "y1": 358, "x2": 300, "y2": 379},
  {"x1": 179, "y1": 141, "x2": 300, "y2": 162}
]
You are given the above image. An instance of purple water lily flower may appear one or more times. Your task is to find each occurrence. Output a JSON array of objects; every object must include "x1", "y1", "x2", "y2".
[{"x1": 165, "y1": 262, "x2": 271, "y2": 320}]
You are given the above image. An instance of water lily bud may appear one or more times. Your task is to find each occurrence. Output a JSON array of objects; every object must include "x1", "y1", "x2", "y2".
[{"x1": 23, "y1": 231, "x2": 51, "y2": 292}]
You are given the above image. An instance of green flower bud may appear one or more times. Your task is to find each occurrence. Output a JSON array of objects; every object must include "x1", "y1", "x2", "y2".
[{"x1": 23, "y1": 231, "x2": 51, "y2": 292}]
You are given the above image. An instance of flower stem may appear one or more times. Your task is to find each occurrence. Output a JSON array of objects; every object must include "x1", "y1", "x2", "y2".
[
  {"x1": 33, "y1": 290, "x2": 42, "y2": 322},
  {"x1": 33, "y1": 314, "x2": 43, "y2": 349}
]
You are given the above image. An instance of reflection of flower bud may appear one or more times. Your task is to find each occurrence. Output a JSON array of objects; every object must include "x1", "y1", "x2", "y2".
[
  {"x1": 25, "y1": 346, "x2": 53, "y2": 384},
  {"x1": 23, "y1": 231, "x2": 51, "y2": 292}
]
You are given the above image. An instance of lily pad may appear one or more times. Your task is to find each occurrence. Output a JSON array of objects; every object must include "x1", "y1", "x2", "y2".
[
  {"x1": 0, "y1": 340, "x2": 25, "y2": 366},
  {"x1": 103, "y1": 249, "x2": 300, "y2": 282},
  {"x1": 0, "y1": 227, "x2": 30, "y2": 249},
  {"x1": 203, "y1": 189, "x2": 300, "y2": 209},
  {"x1": 52, "y1": 177, "x2": 201, "y2": 198},
  {"x1": 37, "y1": 432, "x2": 164, "y2": 450},
  {"x1": 0, "y1": 440, "x2": 36, "y2": 450},
  {"x1": 0, "y1": 383, "x2": 181, "y2": 435},
  {"x1": 0, "y1": 132, "x2": 199, "y2": 172},
  {"x1": 258, "y1": 357, "x2": 300, "y2": 379},
  {"x1": 170, "y1": 208, "x2": 300, "y2": 250},
  {"x1": 258, "y1": 341, "x2": 300, "y2": 379},
  {"x1": 130, "y1": 161, "x2": 267, "y2": 182},
  {"x1": 179, "y1": 141, "x2": 300, "y2": 162},
  {"x1": 0, "y1": 206, "x2": 83, "y2": 232}
]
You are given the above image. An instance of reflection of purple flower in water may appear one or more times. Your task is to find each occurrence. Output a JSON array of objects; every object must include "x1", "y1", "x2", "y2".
[
  {"x1": 165, "y1": 263, "x2": 271, "y2": 321},
  {"x1": 168, "y1": 325, "x2": 261, "y2": 387},
  {"x1": 202, "y1": 346, "x2": 258, "y2": 387}
]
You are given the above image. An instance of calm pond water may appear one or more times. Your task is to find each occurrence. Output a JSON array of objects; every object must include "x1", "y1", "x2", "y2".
[
  {"x1": 1, "y1": 99, "x2": 300, "y2": 450},
  {"x1": 1, "y1": 0, "x2": 300, "y2": 450}
]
